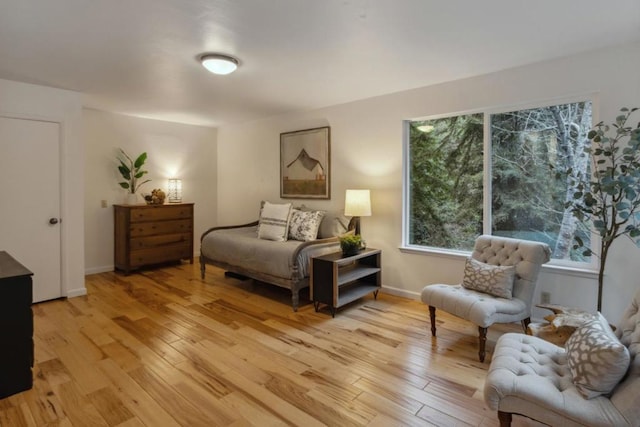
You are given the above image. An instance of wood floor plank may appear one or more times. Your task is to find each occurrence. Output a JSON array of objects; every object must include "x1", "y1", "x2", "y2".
[
  {"x1": 354, "y1": 390, "x2": 437, "y2": 427},
  {"x1": 220, "y1": 369, "x2": 326, "y2": 427},
  {"x1": 96, "y1": 359, "x2": 181, "y2": 427},
  {"x1": 171, "y1": 381, "x2": 238, "y2": 426},
  {"x1": 19, "y1": 367, "x2": 68, "y2": 425},
  {"x1": 0, "y1": 262, "x2": 551, "y2": 426},
  {"x1": 53, "y1": 343, "x2": 110, "y2": 395},
  {"x1": 86, "y1": 387, "x2": 135, "y2": 426},
  {"x1": 0, "y1": 406, "x2": 30, "y2": 427},
  {"x1": 218, "y1": 392, "x2": 289, "y2": 427},
  {"x1": 53, "y1": 381, "x2": 109, "y2": 427},
  {"x1": 126, "y1": 366, "x2": 214, "y2": 426}
]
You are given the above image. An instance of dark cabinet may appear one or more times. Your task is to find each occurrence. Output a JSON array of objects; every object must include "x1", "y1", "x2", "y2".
[{"x1": 0, "y1": 251, "x2": 34, "y2": 398}]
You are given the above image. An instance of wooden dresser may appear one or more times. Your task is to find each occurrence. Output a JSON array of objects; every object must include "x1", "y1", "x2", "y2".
[
  {"x1": 114, "y1": 203, "x2": 194, "y2": 274},
  {"x1": 0, "y1": 251, "x2": 34, "y2": 398}
]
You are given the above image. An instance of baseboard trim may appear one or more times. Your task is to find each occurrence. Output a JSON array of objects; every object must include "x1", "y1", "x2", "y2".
[
  {"x1": 66, "y1": 287, "x2": 87, "y2": 298},
  {"x1": 85, "y1": 265, "x2": 114, "y2": 275},
  {"x1": 380, "y1": 286, "x2": 421, "y2": 301}
]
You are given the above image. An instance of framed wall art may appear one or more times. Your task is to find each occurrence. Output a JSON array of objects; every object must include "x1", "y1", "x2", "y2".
[{"x1": 280, "y1": 126, "x2": 330, "y2": 199}]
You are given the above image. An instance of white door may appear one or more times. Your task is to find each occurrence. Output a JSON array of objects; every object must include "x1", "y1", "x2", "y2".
[{"x1": 0, "y1": 116, "x2": 62, "y2": 302}]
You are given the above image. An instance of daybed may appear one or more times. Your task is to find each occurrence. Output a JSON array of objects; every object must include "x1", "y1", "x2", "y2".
[{"x1": 200, "y1": 206, "x2": 354, "y2": 311}]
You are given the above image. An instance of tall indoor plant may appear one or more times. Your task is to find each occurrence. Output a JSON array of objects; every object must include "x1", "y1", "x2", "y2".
[
  {"x1": 568, "y1": 107, "x2": 640, "y2": 311},
  {"x1": 117, "y1": 149, "x2": 151, "y2": 197}
]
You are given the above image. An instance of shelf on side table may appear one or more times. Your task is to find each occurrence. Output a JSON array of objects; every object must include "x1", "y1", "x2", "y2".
[{"x1": 310, "y1": 248, "x2": 381, "y2": 317}]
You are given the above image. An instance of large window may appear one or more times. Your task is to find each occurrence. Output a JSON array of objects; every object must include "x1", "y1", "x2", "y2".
[{"x1": 405, "y1": 100, "x2": 593, "y2": 265}]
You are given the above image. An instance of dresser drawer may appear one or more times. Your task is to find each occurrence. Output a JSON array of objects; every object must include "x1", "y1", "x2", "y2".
[
  {"x1": 130, "y1": 219, "x2": 192, "y2": 237},
  {"x1": 129, "y1": 244, "x2": 192, "y2": 267},
  {"x1": 129, "y1": 205, "x2": 193, "y2": 222},
  {"x1": 130, "y1": 233, "x2": 191, "y2": 250}
]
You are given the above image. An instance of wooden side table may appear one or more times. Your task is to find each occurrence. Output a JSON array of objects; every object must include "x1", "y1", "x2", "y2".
[
  {"x1": 310, "y1": 248, "x2": 381, "y2": 317},
  {"x1": 527, "y1": 304, "x2": 595, "y2": 346}
]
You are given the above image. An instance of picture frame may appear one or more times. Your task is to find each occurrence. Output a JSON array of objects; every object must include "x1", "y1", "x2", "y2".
[{"x1": 280, "y1": 126, "x2": 331, "y2": 199}]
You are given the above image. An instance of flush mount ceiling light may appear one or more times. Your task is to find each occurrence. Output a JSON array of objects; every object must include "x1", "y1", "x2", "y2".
[{"x1": 199, "y1": 53, "x2": 239, "y2": 75}]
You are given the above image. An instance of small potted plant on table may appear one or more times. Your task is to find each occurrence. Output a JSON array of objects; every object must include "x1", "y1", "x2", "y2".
[{"x1": 339, "y1": 234, "x2": 364, "y2": 256}]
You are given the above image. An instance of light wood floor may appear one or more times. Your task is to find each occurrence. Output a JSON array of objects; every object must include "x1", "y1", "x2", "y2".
[{"x1": 0, "y1": 262, "x2": 543, "y2": 427}]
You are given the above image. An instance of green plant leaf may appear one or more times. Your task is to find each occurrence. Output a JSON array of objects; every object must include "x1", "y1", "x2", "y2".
[
  {"x1": 134, "y1": 152, "x2": 148, "y2": 169},
  {"x1": 575, "y1": 236, "x2": 584, "y2": 247},
  {"x1": 118, "y1": 165, "x2": 131, "y2": 180}
]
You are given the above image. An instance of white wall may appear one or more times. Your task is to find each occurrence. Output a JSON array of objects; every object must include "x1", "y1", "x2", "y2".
[
  {"x1": 217, "y1": 41, "x2": 640, "y2": 321},
  {"x1": 0, "y1": 78, "x2": 86, "y2": 298},
  {"x1": 83, "y1": 109, "x2": 217, "y2": 273}
]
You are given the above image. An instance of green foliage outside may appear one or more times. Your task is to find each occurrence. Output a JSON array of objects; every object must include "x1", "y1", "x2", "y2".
[
  {"x1": 408, "y1": 114, "x2": 483, "y2": 251},
  {"x1": 408, "y1": 101, "x2": 593, "y2": 260},
  {"x1": 492, "y1": 102, "x2": 592, "y2": 261}
]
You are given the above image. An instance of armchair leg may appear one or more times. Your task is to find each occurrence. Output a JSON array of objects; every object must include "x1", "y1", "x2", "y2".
[
  {"x1": 521, "y1": 317, "x2": 531, "y2": 333},
  {"x1": 200, "y1": 258, "x2": 205, "y2": 280},
  {"x1": 478, "y1": 326, "x2": 487, "y2": 362},
  {"x1": 497, "y1": 411, "x2": 512, "y2": 427},
  {"x1": 428, "y1": 306, "x2": 437, "y2": 336}
]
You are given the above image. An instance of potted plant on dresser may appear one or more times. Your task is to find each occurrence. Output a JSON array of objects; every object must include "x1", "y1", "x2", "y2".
[{"x1": 117, "y1": 148, "x2": 150, "y2": 204}]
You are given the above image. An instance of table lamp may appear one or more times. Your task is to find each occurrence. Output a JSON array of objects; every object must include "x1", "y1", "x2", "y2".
[
  {"x1": 344, "y1": 189, "x2": 371, "y2": 236},
  {"x1": 167, "y1": 179, "x2": 182, "y2": 203}
]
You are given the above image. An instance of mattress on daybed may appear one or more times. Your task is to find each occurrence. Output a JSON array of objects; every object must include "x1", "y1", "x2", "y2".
[{"x1": 200, "y1": 225, "x2": 339, "y2": 280}]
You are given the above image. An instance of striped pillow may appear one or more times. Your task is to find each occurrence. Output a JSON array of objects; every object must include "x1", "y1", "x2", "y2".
[{"x1": 258, "y1": 201, "x2": 292, "y2": 241}]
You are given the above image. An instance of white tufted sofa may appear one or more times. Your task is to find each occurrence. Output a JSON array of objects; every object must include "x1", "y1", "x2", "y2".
[
  {"x1": 421, "y1": 235, "x2": 551, "y2": 362},
  {"x1": 484, "y1": 289, "x2": 640, "y2": 426}
]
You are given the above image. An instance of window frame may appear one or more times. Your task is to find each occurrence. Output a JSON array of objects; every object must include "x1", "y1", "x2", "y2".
[{"x1": 401, "y1": 95, "x2": 599, "y2": 272}]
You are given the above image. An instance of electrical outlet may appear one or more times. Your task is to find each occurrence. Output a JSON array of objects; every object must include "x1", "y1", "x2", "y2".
[
  {"x1": 101, "y1": 200, "x2": 108, "y2": 208},
  {"x1": 541, "y1": 291, "x2": 551, "y2": 304}
]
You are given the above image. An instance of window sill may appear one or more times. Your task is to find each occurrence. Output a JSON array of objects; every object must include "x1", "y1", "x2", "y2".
[
  {"x1": 399, "y1": 245, "x2": 599, "y2": 279},
  {"x1": 400, "y1": 244, "x2": 469, "y2": 260}
]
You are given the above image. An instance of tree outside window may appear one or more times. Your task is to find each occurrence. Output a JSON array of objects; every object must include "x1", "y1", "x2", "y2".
[
  {"x1": 405, "y1": 100, "x2": 593, "y2": 264},
  {"x1": 407, "y1": 113, "x2": 483, "y2": 251}
]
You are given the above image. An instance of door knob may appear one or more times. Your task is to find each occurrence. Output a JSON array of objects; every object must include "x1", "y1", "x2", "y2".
[{"x1": 49, "y1": 218, "x2": 59, "y2": 225}]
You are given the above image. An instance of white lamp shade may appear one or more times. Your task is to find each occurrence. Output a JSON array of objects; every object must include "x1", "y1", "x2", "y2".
[
  {"x1": 167, "y1": 179, "x2": 182, "y2": 203},
  {"x1": 344, "y1": 189, "x2": 371, "y2": 217},
  {"x1": 200, "y1": 54, "x2": 238, "y2": 75}
]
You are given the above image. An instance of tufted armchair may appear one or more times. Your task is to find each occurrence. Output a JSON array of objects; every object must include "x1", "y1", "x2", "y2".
[
  {"x1": 421, "y1": 235, "x2": 551, "y2": 362},
  {"x1": 484, "y1": 289, "x2": 640, "y2": 426}
]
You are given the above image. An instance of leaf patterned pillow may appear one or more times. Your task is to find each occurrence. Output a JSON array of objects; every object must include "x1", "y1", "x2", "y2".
[
  {"x1": 565, "y1": 312, "x2": 630, "y2": 399},
  {"x1": 288, "y1": 209, "x2": 325, "y2": 241},
  {"x1": 461, "y1": 257, "x2": 515, "y2": 299}
]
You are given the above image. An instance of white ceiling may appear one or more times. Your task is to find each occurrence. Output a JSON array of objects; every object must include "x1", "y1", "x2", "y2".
[{"x1": 1, "y1": 0, "x2": 639, "y2": 127}]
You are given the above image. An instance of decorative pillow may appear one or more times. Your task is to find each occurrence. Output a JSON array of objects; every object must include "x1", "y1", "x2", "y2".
[
  {"x1": 565, "y1": 312, "x2": 630, "y2": 399},
  {"x1": 288, "y1": 209, "x2": 325, "y2": 241},
  {"x1": 258, "y1": 201, "x2": 292, "y2": 241},
  {"x1": 461, "y1": 257, "x2": 515, "y2": 299},
  {"x1": 317, "y1": 211, "x2": 350, "y2": 238}
]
